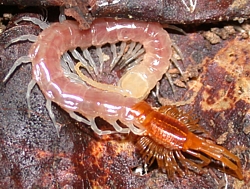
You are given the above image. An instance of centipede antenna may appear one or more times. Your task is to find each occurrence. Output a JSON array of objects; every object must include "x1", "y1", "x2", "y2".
[
  {"x1": 26, "y1": 79, "x2": 36, "y2": 118},
  {"x1": 3, "y1": 56, "x2": 31, "y2": 82},
  {"x1": 45, "y1": 99, "x2": 61, "y2": 137},
  {"x1": 14, "y1": 16, "x2": 49, "y2": 30},
  {"x1": 4, "y1": 35, "x2": 38, "y2": 48}
]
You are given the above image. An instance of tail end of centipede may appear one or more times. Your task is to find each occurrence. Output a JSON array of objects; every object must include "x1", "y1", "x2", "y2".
[{"x1": 184, "y1": 132, "x2": 244, "y2": 180}]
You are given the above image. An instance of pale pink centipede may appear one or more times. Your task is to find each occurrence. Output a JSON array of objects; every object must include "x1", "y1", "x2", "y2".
[{"x1": 5, "y1": 17, "x2": 172, "y2": 135}]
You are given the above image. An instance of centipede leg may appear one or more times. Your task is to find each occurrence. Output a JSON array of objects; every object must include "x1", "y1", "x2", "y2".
[
  {"x1": 5, "y1": 35, "x2": 37, "y2": 48},
  {"x1": 26, "y1": 79, "x2": 36, "y2": 117},
  {"x1": 61, "y1": 52, "x2": 76, "y2": 72},
  {"x1": 45, "y1": 99, "x2": 61, "y2": 137},
  {"x1": 175, "y1": 151, "x2": 205, "y2": 174},
  {"x1": 122, "y1": 52, "x2": 144, "y2": 70},
  {"x1": 110, "y1": 43, "x2": 118, "y2": 70},
  {"x1": 170, "y1": 56, "x2": 184, "y2": 76},
  {"x1": 127, "y1": 123, "x2": 145, "y2": 135},
  {"x1": 14, "y1": 16, "x2": 49, "y2": 30},
  {"x1": 64, "y1": 71, "x2": 88, "y2": 86},
  {"x1": 111, "y1": 122, "x2": 130, "y2": 133},
  {"x1": 165, "y1": 72, "x2": 176, "y2": 94},
  {"x1": 96, "y1": 47, "x2": 104, "y2": 73},
  {"x1": 199, "y1": 143, "x2": 243, "y2": 179},
  {"x1": 163, "y1": 150, "x2": 185, "y2": 177},
  {"x1": 59, "y1": 6, "x2": 67, "y2": 23},
  {"x1": 185, "y1": 133, "x2": 244, "y2": 179},
  {"x1": 89, "y1": 118, "x2": 116, "y2": 135},
  {"x1": 82, "y1": 49, "x2": 99, "y2": 77},
  {"x1": 120, "y1": 44, "x2": 145, "y2": 70},
  {"x1": 165, "y1": 56, "x2": 186, "y2": 94},
  {"x1": 68, "y1": 111, "x2": 91, "y2": 125},
  {"x1": 110, "y1": 42, "x2": 127, "y2": 70},
  {"x1": 185, "y1": 149, "x2": 211, "y2": 167},
  {"x1": 171, "y1": 42, "x2": 184, "y2": 61},
  {"x1": 70, "y1": 49, "x2": 95, "y2": 77},
  {"x1": 117, "y1": 42, "x2": 145, "y2": 70},
  {"x1": 119, "y1": 41, "x2": 136, "y2": 67},
  {"x1": 3, "y1": 56, "x2": 31, "y2": 82}
]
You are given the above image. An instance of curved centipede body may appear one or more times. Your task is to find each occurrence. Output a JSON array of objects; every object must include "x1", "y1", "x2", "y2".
[
  {"x1": 3, "y1": 17, "x2": 243, "y2": 180},
  {"x1": 27, "y1": 18, "x2": 172, "y2": 136}
]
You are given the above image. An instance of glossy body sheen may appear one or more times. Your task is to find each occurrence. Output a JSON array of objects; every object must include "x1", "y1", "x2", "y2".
[
  {"x1": 131, "y1": 102, "x2": 243, "y2": 179},
  {"x1": 30, "y1": 19, "x2": 171, "y2": 103},
  {"x1": 6, "y1": 17, "x2": 243, "y2": 180}
]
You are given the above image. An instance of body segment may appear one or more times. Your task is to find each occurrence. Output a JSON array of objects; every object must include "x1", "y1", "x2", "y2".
[{"x1": 30, "y1": 18, "x2": 172, "y2": 102}]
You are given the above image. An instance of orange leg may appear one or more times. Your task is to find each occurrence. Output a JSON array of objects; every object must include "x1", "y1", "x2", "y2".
[
  {"x1": 176, "y1": 150, "x2": 209, "y2": 174},
  {"x1": 185, "y1": 149, "x2": 211, "y2": 167},
  {"x1": 184, "y1": 133, "x2": 243, "y2": 180},
  {"x1": 199, "y1": 142, "x2": 243, "y2": 180},
  {"x1": 158, "y1": 105, "x2": 207, "y2": 134}
]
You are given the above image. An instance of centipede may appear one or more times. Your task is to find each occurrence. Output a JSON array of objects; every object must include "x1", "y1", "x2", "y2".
[{"x1": 3, "y1": 16, "x2": 243, "y2": 180}]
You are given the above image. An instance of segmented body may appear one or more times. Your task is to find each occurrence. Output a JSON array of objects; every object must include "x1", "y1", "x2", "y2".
[
  {"x1": 131, "y1": 101, "x2": 243, "y2": 179},
  {"x1": 4, "y1": 17, "x2": 243, "y2": 180},
  {"x1": 30, "y1": 18, "x2": 171, "y2": 120}
]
